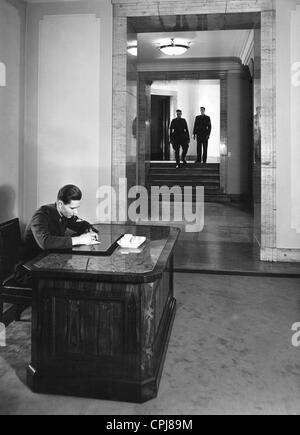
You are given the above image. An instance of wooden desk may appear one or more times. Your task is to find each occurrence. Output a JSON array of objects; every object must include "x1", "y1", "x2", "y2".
[{"x1": 25, "y1": 224, "x2": 180, "y2": 403}]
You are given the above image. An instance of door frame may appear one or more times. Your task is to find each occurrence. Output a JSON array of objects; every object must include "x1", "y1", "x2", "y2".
[
  {"x1": 150, "y1": 94, "x2": 171, "y2": 161},
  {"x1": 138, "y1": 71, "x2": 228, "y2": 193},
  {"x1": 111, "y1": 1, "x2": 276, "y2": 261}
]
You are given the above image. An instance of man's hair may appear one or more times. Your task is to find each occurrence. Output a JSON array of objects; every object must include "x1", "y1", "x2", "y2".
[
  {"x1": 57, "y1": 185, "x2": 82, "y2": 204},
  {"x1": 176, "y1": 109, "x2": 182, "y2": 113},
  {"x1": 200, "y1": 107, "x2": 206, "y2": 110}
]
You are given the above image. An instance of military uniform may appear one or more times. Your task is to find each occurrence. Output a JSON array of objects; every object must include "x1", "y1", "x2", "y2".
[
  {"x1": 193, "y1": 115, "x2": 212, "y2": 163},
  {"x1": 170, "y1": 117, "x2": 190, "y2": 165},
  {"x1": 22, "y1": 203, "x2": 92, "y2": 260}
]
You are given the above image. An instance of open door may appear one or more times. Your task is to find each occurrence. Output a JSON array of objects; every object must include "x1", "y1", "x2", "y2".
[{"x1": 151, "y1": 95, "x2": 171, "y2": 161}]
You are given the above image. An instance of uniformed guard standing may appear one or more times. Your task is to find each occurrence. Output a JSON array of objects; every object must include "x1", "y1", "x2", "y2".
[
  {"x1": 193, "y1": 107, "x2": 212, "y2": 164},
  {"x1": 170, "y1": 110, "x2": 190, "y2": 169}
]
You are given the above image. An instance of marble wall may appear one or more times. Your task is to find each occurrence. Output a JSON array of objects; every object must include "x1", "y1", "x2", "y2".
[
  {"x1": 275, "y1": 0, "x2": 300, "y2": 260},
  {"x1": 227, "y1": 71, "x2": 252, "y2": 197},
  {"x1": 126, "y1": 29, "x2": 138, "y2": 192}
]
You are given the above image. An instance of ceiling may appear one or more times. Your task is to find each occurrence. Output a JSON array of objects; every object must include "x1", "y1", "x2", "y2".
[{"x1": 136, "y1": 30, "x2": 252, "y2": 63}]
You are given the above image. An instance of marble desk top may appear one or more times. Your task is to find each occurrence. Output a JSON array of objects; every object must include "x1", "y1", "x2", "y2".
[{"x1": 25, "y1": 224, "x2": 180, "y2": 283}]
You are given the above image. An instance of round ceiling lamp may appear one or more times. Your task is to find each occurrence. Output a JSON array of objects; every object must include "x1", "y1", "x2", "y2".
[{"x1": 159, "y1": 38, "x2": 190, "y2": 56}]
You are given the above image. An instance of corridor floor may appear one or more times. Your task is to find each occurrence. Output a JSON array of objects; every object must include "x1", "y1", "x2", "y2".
[
  {"x1": 1, "y1": 273, "x2": 300, "y2": 415},
  {"x1": 149, "y1": 201, "x2": 300, "y2": 276}
]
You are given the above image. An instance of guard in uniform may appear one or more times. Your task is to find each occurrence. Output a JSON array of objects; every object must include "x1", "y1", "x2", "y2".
[
  {"x1": 170, "y1": 110, "x2": 190, "y2": 168},
  {"x1": 193, "y1": 107, "x2": 212, "y2": 164}
]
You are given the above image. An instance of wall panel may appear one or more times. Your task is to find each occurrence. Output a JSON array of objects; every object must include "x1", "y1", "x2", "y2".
[
  {"x1": 0, "y1": 0, "x2": 25, "y2": 222},
  {"x1": 24, "y1": 0, "x2": 113, "y2": 223},
  {"x1": 291, "y1": 5, "x2": 300, "y2": 235},
  {"x1": 37, "y1": 14, "x2": 101, "y2": 221}
]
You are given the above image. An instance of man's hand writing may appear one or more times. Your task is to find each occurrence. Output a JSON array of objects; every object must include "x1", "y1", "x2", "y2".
[{"x1": 72, "y1": 233, "x2": 98, "y2": 246}]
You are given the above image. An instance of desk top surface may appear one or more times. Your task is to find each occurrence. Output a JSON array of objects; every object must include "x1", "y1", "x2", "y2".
[{"x1": 25, "y1": 224, "x2": 180, "y2": 283}]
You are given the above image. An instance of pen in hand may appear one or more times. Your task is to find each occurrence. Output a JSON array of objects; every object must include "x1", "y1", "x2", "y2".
[
  {"x1": 90, "y1": 225, "x2": 99, "y2": 234},
  {"x1": 88, "y1": 225, "x2": 99, "y2": 242}
]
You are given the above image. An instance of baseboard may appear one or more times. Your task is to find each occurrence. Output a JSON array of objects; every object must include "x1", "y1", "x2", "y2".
[
  {"x1": 261, "y1": 247, "x2": 300, "y2": 263},
  {"x1": 260, "y1": 247, "x2": 277, "y2": 262},
  {"x1": 174, "y1": 268, "x2": 300, "y2": 278},
  {"x1": 275, "y1": 249, "x2": 300, "y2": 263}
]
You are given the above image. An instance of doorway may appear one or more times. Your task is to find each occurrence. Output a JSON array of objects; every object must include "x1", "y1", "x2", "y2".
[
  {"x1": 151, "y1": 94, "x2": 171, "y2": 161},
  {"x1": 151, "y1": 79, "x2": 221, "y2": 163},
  {"x1": 112, "y1": 6, "x2": 276, "y2": 261}
]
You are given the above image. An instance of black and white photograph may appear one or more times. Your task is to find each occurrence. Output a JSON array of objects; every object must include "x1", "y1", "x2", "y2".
[{"x1": 0, "y1": 0, "x2": 300, "y2": 417}]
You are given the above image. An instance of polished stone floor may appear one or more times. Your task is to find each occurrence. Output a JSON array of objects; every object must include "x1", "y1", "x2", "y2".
[
  {"x1": 1, "y1": 273, "x2": 300, "y2": 415},
  {"x1": 147, "y1": 201, "x2": 300, "y2": 276}
]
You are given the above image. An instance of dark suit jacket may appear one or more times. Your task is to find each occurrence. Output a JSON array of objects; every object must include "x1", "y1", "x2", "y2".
[
  {"x1": 193, "y1": 115, "x2": 212, "y2": 138},
  {"x1": 22, "y1": 203, "x2": 91, "y2": 259},
  {"x1": 170, "y1": 118, "x2": 190, "y2": 145}
]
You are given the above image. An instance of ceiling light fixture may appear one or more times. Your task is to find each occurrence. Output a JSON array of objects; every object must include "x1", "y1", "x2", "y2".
[
  {"x1": 159, "y1": 38, "x2": 190, "y2": 56},
  {"x1": 127, "y1": 45, "x2": 138, "y2": 56}
]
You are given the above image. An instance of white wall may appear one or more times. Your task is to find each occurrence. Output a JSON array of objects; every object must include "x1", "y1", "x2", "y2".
[
  {"x1": 276, "y1": 0, "x2": 300, "y2": 249},
  {"x1": 291, "y1": 4, "x2": 300, "y2": 235},
  {"x1": 37, "y1": 14, "x2": 101, "y2": 221},
  {"x1": 24, "y1": 0, "x2": 112, "y2": 223},
  {"x1": 0, "y1": 0, "x2": 24, "y2": 222},
  {"x1": 152, "y1": 80, "x2": 221, "y2": 161}
]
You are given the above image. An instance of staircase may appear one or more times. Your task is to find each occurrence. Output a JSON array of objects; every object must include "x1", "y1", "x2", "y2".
[{"x1": 149, "y1": 162, "x2": 230, "y2": 203}]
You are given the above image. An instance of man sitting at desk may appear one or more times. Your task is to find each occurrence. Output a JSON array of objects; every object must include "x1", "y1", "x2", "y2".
[{"x1": 23, "y1": 184, "x2": 98, "y2": 259}]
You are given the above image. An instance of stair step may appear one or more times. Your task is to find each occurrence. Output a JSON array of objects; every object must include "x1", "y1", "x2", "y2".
[
  {"x1": 148, "y1": 161, "x2": 226, "y2": 202},
  {"x1": 150, "y1": 163, "x2": 219, "y2": 167},
  {"x1": 149, "y1": 183, "x2": 220, "y2": 190},
  {"x1": 150, "y1": 171, "x2": 219, "y2": 176},
  {"x1": 155, "y1": 195, "x2": 231, "y2": 203},
  {"x1": 150, "y1": 175, "x2": 220, "y2": 180},
  {"x1": 150, "y1": 169, "x2": 219, "y2": 174},
  {"x1": 150, "y1": 170, "x2": 219, "y2": 174},
  {"x1": 150, "y1": 182, "x2": 220, "y2": 188}
]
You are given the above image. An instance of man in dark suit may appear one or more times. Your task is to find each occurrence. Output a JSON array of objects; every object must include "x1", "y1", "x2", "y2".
[
  {"x1": 193, "y1": 107, "x2": 212, "y2": 164},
  {"x1": 22, "y1": 185, "x2": 98, "y2": 260},
  {"x1": 170, "y1": 109, "x2": 190, "y2": 168}
]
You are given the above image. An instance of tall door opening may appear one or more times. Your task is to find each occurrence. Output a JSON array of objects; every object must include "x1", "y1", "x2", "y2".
[
  {"x1": 150, "y1": 94, "x2": 170, "y2": 161},
  {"x1": 151, "y1": 79, "x2": 221, "y2": 164},
  {"x1": 116, "y1": 9, "x2": 276, "y2": 261}
]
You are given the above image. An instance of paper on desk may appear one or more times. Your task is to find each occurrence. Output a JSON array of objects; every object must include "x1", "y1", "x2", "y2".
[
  {"x1": 117, "y1": 235, "x2": 146, "y2": 249},
  {"x1": 86, "y1": 240, "x2": 101, "y2": 246}
]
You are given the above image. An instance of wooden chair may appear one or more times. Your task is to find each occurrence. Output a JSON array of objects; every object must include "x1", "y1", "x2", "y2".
[{"x1": 0, "y1": 218, "x2": 32, "y2": 324}]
